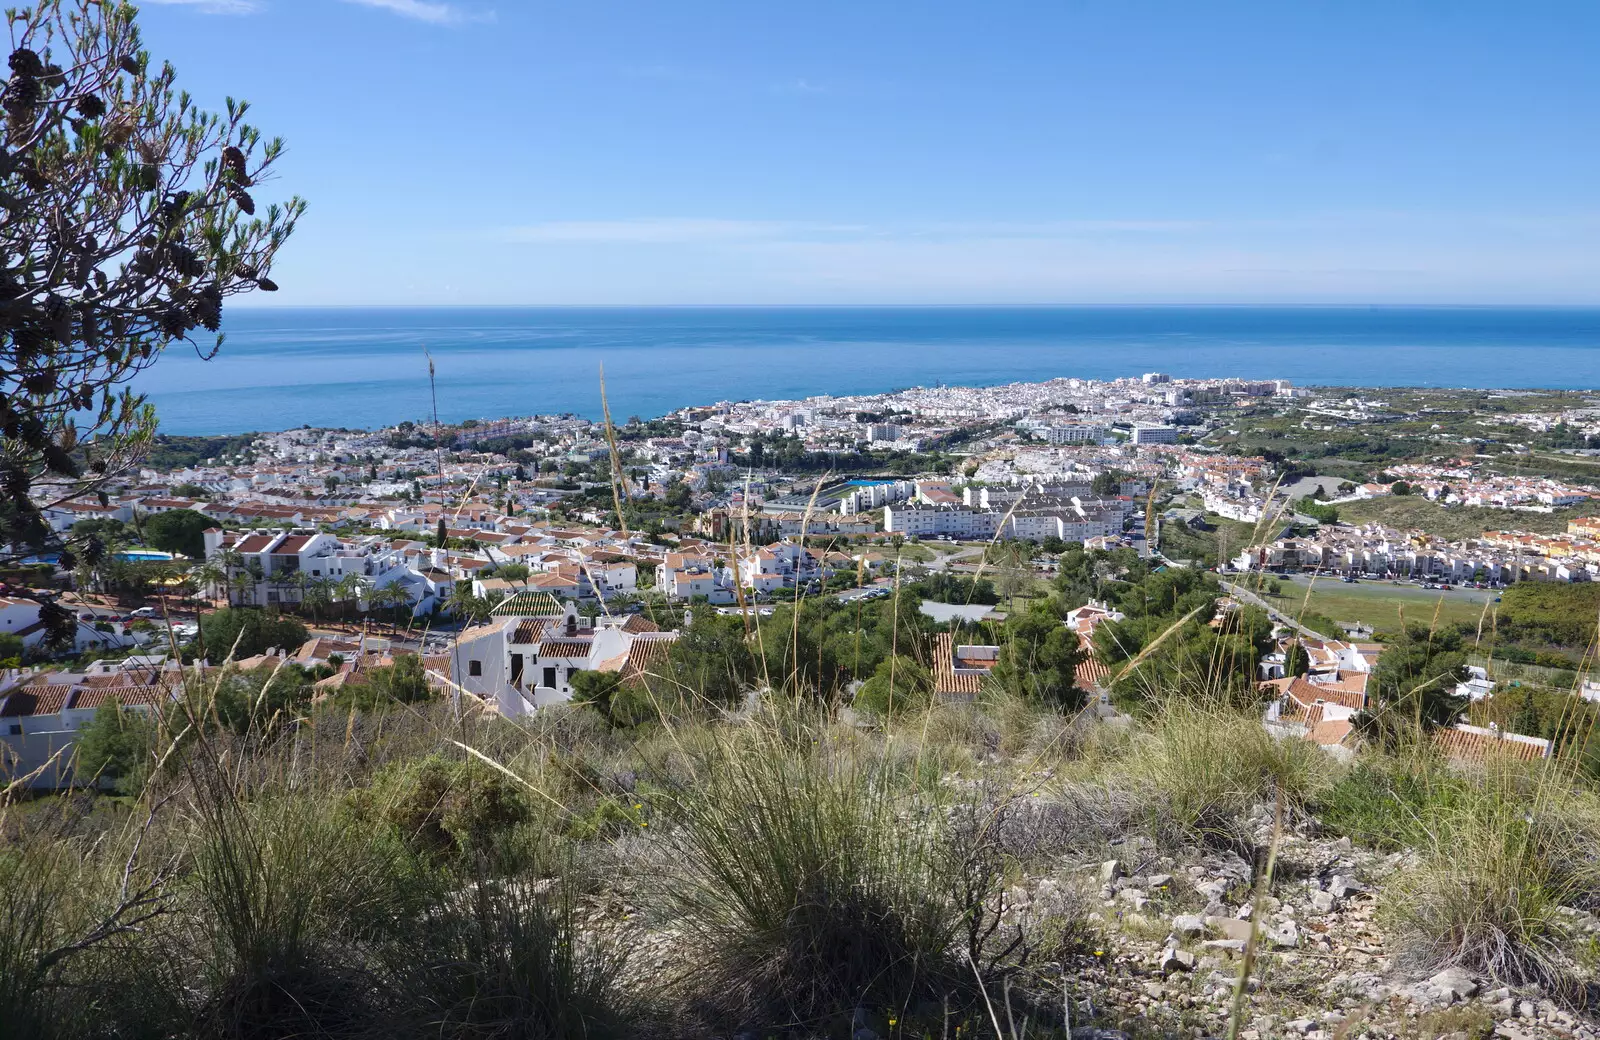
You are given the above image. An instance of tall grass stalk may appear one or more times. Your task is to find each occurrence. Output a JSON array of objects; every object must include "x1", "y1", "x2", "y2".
[
  {"x1": 652, "y1": 721, "x2": 991, "y2": 1030},
  {"x1": 1384, "y1": 758, "x2": 1600, "y2": 992}
]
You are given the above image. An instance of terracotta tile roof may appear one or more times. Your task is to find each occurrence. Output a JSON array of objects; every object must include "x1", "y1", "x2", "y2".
[
  {"x1": 294, "y1": 637, "x2": 360, "y2": 661},
  {"x1": 72, "y1": 684, "x2": 172, "y2": 710},
  {"x1": 1305, "y1": 719, "x2": 1355, "y2": 748},
  {"x1": 1076, "y1": 656, "x2": 1109, "y2": 689},
  {"x1": 234, "y1": 534, "x2": 274, "y2": 553},
  {"x1": 1314, "y1": 671, "x2": 1369, "y2": 697},
  {"x1": 1434, "y1": 724, "x2": 1551, "y2": 764},
  {"x1": 1285, "y1": 676, "x2": 1366, "y2": 712},
  {"x1": 1, "y1": 683, "x2": 74, "y2": 716},
  {"x1": 271, "y1": 534, "x2": 312, "y2": 555},
  {"x1": 595, "y1": 632, "x2": 678, "y2": 684},
  {"x1": 537, "y1": 639, "x2": 593, "y2": 659},
  {"x1": 511, "y1": 619, "x2": 549, "y2": 644},
  {"x1": 490, "y1": 590, "x2": 564, "y2": 618},
  {"x1": 619, "y1": 614, "x2": 659, "y2": 634},
  {"x1": 453, "y1": 624, "x2": 504, "y2": 647},
  {"x1": 933, "y1": 632, "x2": 991, "y2": 699},
  {"x1": 1279, "y1": 698, "x2": 1325, "y2": 726}
]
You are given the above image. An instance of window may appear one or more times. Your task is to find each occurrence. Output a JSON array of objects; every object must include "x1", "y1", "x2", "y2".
[
  {"x1": 7, "y1": 724, "x2": 19, "y2": 735},
  {"x1": 510, "y1": 653, "x2": 523, "y2": 684},
  {"x1": 468, "y1": 660, "x2": 482, "y2": 677},
  {"x1": 542, "y1": 666, "x2": 556, "y2": 688}
]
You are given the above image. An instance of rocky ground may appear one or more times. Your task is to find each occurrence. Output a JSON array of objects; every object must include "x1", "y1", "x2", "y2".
[
  {"x1": 566, "y1": 791, "x2": 1599, "y2": 1040},
  {"x1": 999, "y1": 804, "x2": 1600, "y2": 1040}
]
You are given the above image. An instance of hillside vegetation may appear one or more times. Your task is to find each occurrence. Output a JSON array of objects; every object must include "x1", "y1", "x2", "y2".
[
  {"x1": 7, "y1": 588, "x2": 1600, "y2": 1039},
  {"x1": 1337, "y1": 497, "x2": 1596, "y2": 540}
]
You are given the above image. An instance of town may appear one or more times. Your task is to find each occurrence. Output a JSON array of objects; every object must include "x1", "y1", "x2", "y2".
[{"x1": 7, "y1": 373, "x2": 1600, "y2": 788}]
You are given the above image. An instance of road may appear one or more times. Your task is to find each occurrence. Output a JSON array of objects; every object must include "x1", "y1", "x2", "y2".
[
  {"x1": 923, "y1": 545, "x2": 985, "y2": 572},
  {"x1": 1217, "y1": 578, "x2": 1325, "y2": 640}
]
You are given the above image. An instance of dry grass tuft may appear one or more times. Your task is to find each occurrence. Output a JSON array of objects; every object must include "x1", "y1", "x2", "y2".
[{"x1": 1385, "y1": 759, "x2": 1600, "y2": 992}]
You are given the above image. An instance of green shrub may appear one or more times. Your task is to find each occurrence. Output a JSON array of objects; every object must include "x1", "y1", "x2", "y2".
[
  {"x1": 1384, "y1": 763, "x2": 1600, "y2": 991},
  {"x1": 199, "y1": 608, "x2": 308, "y2": 662},
  {"x1": 852, "y1": 655, "x2": 931, "y2": 717},
  {"x1": 653, "y1": 730, "x2": 994, "y2": 1030},
  {"x1": 563, "y1": 795, "x2": 644, "y2": 842},
  {"x1": 74, "y1": 699, "x2": 158, "y2": 795},
  {"x1": 1123, "y1": 702, "x2": 1334, "y2": 848},
  {"x1": 1315, "y1": 755, "x2": 1470, "y2": 850},
  {"x1": 352, "y1": 754, "x2": 530, "y2": 864},
  {"x1": 396, "y1": 867, "x2": 632, "y2": 1040}
]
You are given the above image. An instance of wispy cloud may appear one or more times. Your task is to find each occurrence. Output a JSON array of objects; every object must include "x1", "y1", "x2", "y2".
[
  {"x1": 340, "y1": 0, "x2": 492, "y2": 25},
  {"x1": 775, "y1": 78, "x2": 828, "y2": 95},
  {"x1": 497, "y1": 217, "x2": 1212, "y2": 246},
  {"x1": 500, "y1": 219, "x2": 866, "y2": 244},
  {"x1": 140, "y1": 0, "x2": 261, "y2": 13}
]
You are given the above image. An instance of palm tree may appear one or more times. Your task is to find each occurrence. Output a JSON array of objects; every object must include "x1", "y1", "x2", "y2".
[
  {"x1": 212, "y1": 546, "x2": 243, "y2": 603},
  {"x1": 335, "y1": 574, "x2": 366, "y2": 623},
  {"x1": 447, "y1": 580, "x2": 479, "y2": 622},
  {"x1": 192, "y1": 562, "x2": 226, "y2": 607},
  {"x1": 304, "y1": 575, "x2": 334, "y2": 622},
  {"x1": 371, "y1": 582, "x2": 410, "y2": 630},
  {"x1": 283, "y1": 569, "x2": 313, "y2": 616}
]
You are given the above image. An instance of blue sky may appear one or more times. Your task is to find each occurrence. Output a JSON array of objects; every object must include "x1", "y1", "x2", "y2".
[{"x1": 138, "y1": 0, "x2": 1600, "y2": 304}]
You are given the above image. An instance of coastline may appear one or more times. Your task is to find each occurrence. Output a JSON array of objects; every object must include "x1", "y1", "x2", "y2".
[{"x1": 127, "y1": 305, "x2": 1600, "y2": 435}]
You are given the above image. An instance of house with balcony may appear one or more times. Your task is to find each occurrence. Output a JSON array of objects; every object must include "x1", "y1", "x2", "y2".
[
  {"x1": 657, "y1": 552, "x2": 734, "y2": 603},
  {"x1": 0, "y1": 657, "x2": 190, "y2": 789},
  {"x1": 447, "y1": 590, "x2": 677, "y2": 717}
]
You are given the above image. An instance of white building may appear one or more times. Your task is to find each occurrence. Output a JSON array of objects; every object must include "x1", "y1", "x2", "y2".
[
  {"x1": 0, "y1": 658, "x2": 186, "y2": 789},
  {"x1": 447, "y1": 590, "x2": 676, "y2": 717},
  {"x1": 1046, "y1": 424, "x2": 1107, "y2": 445},
  {"x1": 656, "y1": 552, "x2": 734, "y2": 603},
  {"x1": 1130, "y1": 423, "x2": 1179, "y2": 445},
  {"x1": 884, "y1": 505, "x2": 1000, "y2": 540}
]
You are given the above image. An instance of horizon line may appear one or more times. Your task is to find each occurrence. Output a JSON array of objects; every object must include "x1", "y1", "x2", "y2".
[{"x1": 224, "y1": 301, "x2": 1600, "y2": 311}]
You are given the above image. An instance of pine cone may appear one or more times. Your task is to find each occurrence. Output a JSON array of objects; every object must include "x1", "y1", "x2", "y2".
[
  {"x1": 189, "y1": 284, "x2": 222, "y2": 331},
  {"x1": 76, "y1": 93, "x2": 105, "y2": 119},
  {"x1": 222, "y1": 143, "x2": 254, "y2": 187},
  {"x1": 22, "y1": 370, "x2": 54, "y2": 394},
  {"x1": 256, "y1": 276, "x2": 279, "y2": 292},
  {"x1": 42, "y1": 444, "x2": 78, "y2": 477},
  {"x1": 5, "y1": 75, "x2": 40, "y2": 106},
  {"x1": 8, "y1": 49, "x2": 43, "y2": 77},
  {"x1": 229, "y1": 187, "x2": 256, "y2": 215},
  {"x1": 159, "y1": 307, "x2": 190, "y2": 337}
]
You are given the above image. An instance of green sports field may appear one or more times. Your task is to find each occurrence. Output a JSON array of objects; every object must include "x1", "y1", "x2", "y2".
[{"x1": 1257, "y1": 575, "x2": 1495, "y2": 634}]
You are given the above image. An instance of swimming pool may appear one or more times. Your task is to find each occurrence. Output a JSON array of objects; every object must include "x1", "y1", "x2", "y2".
[{"x1": 116, "y1": 550, "x2": 177, "y2": 563}]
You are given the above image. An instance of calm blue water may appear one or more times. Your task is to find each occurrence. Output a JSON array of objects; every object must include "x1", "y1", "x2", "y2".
[{"x1": 128, "y1": 307, "x2": 1600, "y2": 435}]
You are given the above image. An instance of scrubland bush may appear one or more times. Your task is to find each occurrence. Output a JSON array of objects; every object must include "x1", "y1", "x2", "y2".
[
  {"x1": 350, "y1": 754, "x2": 532, "y2": 863},
  {"x1": 1384, "y1": 759, "x2": 1600, "y2": 992},
  {"x1": 1120, "y1": 701, "x2": 1335, "y2": 848},
  {"x1": 650, "y1": 724, "x2": 1010, "y2": 1031},
  {"x1": 1314, "y1": 751, "x2": 1471, "y2": 850},
  {"x1": 396, "y1": 855, "x2": 633, "y2": 1040}
]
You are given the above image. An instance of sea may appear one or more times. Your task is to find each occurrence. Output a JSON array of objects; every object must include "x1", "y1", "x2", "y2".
[{"x1": 127, "y1": 306, "x2": 1600, "y2": 435}]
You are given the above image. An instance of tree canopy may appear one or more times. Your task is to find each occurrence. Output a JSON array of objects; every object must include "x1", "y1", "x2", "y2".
[
  {"x1": 198, "y1": 607, "x2": 306, "y2": 661},
  {"x1": 142, "y1": 507, "x2": 211, "y2": 558},
  {"x1": 0, "y1": 0, "x2": 301, "y2": 644}
]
